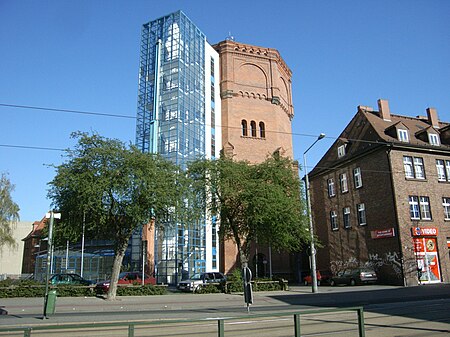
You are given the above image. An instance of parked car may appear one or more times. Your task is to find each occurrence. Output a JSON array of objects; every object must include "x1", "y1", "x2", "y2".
[
  {"x1": 95, "y1": 271, "x2": 155, "y2": 293},
  {"x1": 329, "y1": 268, "x2": 377, "y2": 286},
  {"x1": 177, "y1": 272, "x2": 226, "y2": 292},
  {"x1": 303, "y1": 270, "x2": 332, "y2": 286},
  {"x1": 49, "y1": 273, "x2": 94, "y2": 286}
]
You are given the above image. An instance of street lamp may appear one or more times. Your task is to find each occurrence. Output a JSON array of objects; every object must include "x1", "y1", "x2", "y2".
[
  {"x1": 43, "y1": 211, "x2": 61, "y2": 319},
  {"x1": 303, "y1": 133, "x2": 325, "y2": 294}
]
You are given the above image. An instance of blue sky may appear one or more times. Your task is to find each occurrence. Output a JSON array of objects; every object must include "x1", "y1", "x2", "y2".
[{"x1": 1, "y1": 0, "x2": 449, "y2": 221}]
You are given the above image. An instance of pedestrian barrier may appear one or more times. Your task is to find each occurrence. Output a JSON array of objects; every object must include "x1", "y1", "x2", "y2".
[{"x1": 0, "y1": 306, "x2": 365, "y2": 337}]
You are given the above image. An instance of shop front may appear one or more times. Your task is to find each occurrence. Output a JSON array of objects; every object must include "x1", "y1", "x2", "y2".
[{"x1": 412, "y1": 227, "x2": 441, "y2": 284}]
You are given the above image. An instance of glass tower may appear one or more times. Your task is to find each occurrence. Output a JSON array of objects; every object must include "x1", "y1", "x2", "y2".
[{"x1": 136, "y1": 11, "x2": 221, "y2": 284}]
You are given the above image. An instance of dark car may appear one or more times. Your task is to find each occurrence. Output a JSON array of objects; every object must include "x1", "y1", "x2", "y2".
[
  {"x1": 329, "y1": 268, "x2": 377, "y2": 286},
  {"x1": 49, "y1": 273, "x2": 94, "y2": 286},
  {"x1": 95, "y1": 271, "x2": 156, "y2": 293},
  {"x1": 303, "y1": 270, "x2": 332, "y2": 286},
  {"x1": 177, "y1": 272, "x2": 226, "y2": 292}
]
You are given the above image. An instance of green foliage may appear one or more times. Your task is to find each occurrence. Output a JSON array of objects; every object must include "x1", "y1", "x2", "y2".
[
  {"x1": 188, "y1": 154, "x2": 309, "y2": 267},
  {"x1": 0, "y1": 173, "x2": 20, "y2": 252},
  {"x1": 0, "y1": 282, "x2": 167, "y2": 298},
  {"x1": 222, "y1": 269, "x2": 287, "y2": 293},
  {"x1": 225, "y1": 269, "x2": 244, "y2": 293},
  {"x1": 116, "y1": 285, "x2": 167, "y2": 296},
  {"x1": 194, "y1": 283, "x2": 222, "y2": 294},
  {"x1": 48, "y1": 132, "x2": 192, "y2": 300}
]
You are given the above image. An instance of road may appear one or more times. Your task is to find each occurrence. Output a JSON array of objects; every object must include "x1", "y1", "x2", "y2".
[{"x1": 1, "y1": 284, "x2": 449, "y2": 336}]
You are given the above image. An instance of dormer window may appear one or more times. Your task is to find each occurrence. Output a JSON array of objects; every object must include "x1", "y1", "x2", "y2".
[
  {"x1": 337, "y1": 145, "x2": 346, "y2": 158},
  {"x1": 398, "y1": 129, "x2": 409, "y2": 142},
  {"x1": 429, "y1": 133, "x2": 440, "y2": 146}
]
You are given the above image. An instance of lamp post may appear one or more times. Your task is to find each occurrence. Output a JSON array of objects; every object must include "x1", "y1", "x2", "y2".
[
  {"x1": 303, "y1": 133, "x2": 325, "y2": 294},
  {"x1": 43, "y1": 211, "x2": 61, "y2": 319}
]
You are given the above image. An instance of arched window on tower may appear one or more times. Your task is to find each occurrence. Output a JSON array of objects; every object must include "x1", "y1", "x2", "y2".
[
  {"x1": 259, "y1": 122, "x2": 265, "y2": 138},
  {"x1": 241, "y1": 120, "x2": 248, "y2": 136},
  {"x1": 250, "y1": 121, "x2": 257, "y2": 137}
]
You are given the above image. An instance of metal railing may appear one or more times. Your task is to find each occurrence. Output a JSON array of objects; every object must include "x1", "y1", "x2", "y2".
[{"x1": 0, "y1": 306, "x2": 365, "y2": 337}]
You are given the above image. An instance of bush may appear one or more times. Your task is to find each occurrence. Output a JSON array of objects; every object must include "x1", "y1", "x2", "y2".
[
  {"x1": 195, "y1": 283, "x2": 222, "y2": 294},
  {"x1": 116, "y1": 284, "x2": 167, "y2": 296},
  {"x1": 224, "y1": 269, "x2": 288, "y2": 293}
]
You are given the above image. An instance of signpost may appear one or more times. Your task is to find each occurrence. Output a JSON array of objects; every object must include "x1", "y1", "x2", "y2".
[
  {"x1": 43, "y1": 211, "x2": 60, "y2": 319},
  {"x1": 242, "y1": 266, "x2": 253, "y2": 312}
]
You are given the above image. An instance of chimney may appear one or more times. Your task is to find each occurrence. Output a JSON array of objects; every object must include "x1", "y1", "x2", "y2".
[
  {"x1": 426, "y1": 107, "x2": 439, "y2": 128},
  {"x1": 377, "y1": 99, "x2": 391, "y2": 121}
]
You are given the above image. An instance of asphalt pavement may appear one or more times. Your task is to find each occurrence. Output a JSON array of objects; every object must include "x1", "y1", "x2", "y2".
[{"x1": 1, "y1": 284, "x2": 449, "y2": 330}]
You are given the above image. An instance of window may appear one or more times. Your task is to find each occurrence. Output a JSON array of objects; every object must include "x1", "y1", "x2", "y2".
[
  {"x1": 409, "y1": 196, "x2": 420, "y2": 219},
  {"x1": 259, "y1": 121, "x2": 265, "y2": 138},
  {"x1": 211, "y1": 134, "x2": 215, "y2": 157},
  {"x1": 414, "y1": 157, "x2": 425, "y2": 179},
  {"x1": 340, "y1": 173, "x2": 348, "y2": 193},
  {"x1": 403, "y1": 156, "x2": 414, "y2": 178},
  {"x1": 436, "y1": 159, "x2": 450, "y2": 182},
  {"x1": 211, "y1": 108, "x2": 215, "y2": 129},
  {"x1": 429, "y1": 133, "x2": 440, "y2": 146},
  {"x1": 403, "y1": 156, "x2": 425, "y2": 179},
  {"x1": 443, "y1": 197, "x2": 450, "y2": 220},
  {"x1": 343, "y1": 207, "x2": 351, "y2": 229},
  {"x1": 353, "y1": 167, "x2": 362, "y2": 188},
  {"x1": 420, "y1": 196, "x2": 432, "y2": 220},
  {"x1": 241, "y1": 120, "x2": 248, "y2": 136},
  {"x1": 327, "y1": 178, "x2": 336, "y2": 197},
  {"x1": 330, "y1": 211, "x2": 338, "y2": 231},
  {"x1": 357, "y1": 203, "x2": 366, "y2": 226},
  {"x1": 409, "y1": 195, "x2": 432, "y2": 220},
  {"x1": 398, "y1": 129, "x2": 409, "y2": 142},
  {"x1": 338, "y1": 145, "x2": 346, "y2": 158},
  {"x1": 210, "y1": 57, "x2": 215, "y2": 77},
  {"x1": 250, "y1": 121, "x2": 257, "y2": 137}
]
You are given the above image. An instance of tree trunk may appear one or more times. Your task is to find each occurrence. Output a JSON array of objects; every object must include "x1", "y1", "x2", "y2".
[{"x1": 106, "y1": 239, "x2": 128, "y2": 301}]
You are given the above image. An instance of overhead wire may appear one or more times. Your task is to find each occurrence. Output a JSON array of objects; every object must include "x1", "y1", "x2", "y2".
[{"x1": 0, "y1": 102, "x2": 447, "y2": 178}]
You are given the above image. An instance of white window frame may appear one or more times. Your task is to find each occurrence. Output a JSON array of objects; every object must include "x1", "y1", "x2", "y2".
[
  {"x1": 404, "y1": 156, "x2": 425, "y2": 179},
  {"x1": 353, "y1": 167, "x2": 362, "y2": 188},
  {"x1": 398, "y1": 129, "x2": 409, "y2": 142},
  {"x1": 428, "y1": 133, "x2": 440, "y2": 146},
  {"x1": 357, "y1": 203, "x2": 366, "y2": 226},
  {"x1": 330, "y1": 211, "x2": 338, "y2": 231},
  {"x1": 343, "y1": 207, "x2": 351, "y2": 229},
  {"x1": 327, "y1": 178, "x2": 336, "y2": 197},
  {"x1": 436, "y1": 159, "x2": 450, "y2": 182},
  {"x1": 340, "y1": 173, "x2": 348, "y2": 193},
  {"x1": 403, "y1": 156, "x2": 414, "y2": 178},
  {"x1": 419, "y1": 196, "x2": 432, "y2": 220},
  {"x1": 446, "y1": 160, "x2": 450, "y2": 181},
  {"x1": 337, "y1": 145, "x2": 346, "y2": 158},
  {"x1": 436, "y1": 159, "x2": 446, "y2": 181},
  {"x1": 409, "y1": 196, "x2": 420, "y2": 220},
  {"x1": 443, "y1": 197, "x2": 450, "y2": 220},
  {"x1": 413, "y1": 157, "x2": 425, "y2": 179}
]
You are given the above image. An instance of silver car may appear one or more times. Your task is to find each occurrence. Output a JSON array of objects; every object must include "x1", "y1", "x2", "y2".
[
  {"x1": 330, "y1": 268, "x2": 377, "y2": 286},
  {"x1": 177, "y1": 272, "x2": 226, "y2": 292}
]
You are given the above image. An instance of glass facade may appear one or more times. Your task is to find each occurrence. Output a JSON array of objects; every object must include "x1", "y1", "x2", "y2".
[{"x1": 136, "y1": 11, "x2": 220, "y2": 284}]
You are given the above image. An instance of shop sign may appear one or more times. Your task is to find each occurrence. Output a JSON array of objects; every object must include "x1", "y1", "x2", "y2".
[
  {"x1": 371, "y1": 228, "x2": 395, "y2": 239},
  {"x1": 411, "y1": 227, "x2": 438, "y2": 237}
]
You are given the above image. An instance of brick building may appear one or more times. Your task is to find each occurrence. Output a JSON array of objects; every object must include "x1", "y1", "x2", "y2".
[
  {"x1": 308, "y1": 99, "x2": 450, "y2": 286},
  {"x1": 213, "y1": 39, "x2": 296, "y2": 278}
]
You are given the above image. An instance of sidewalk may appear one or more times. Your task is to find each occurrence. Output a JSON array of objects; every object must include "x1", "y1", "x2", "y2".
[{"x1": 1, "y1": 284, "x2": 445, "y2": 328}]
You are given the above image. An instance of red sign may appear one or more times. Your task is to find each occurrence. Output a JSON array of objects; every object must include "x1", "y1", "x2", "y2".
[
  {"x1": 411, "y1": 227, "x2": 438, "y2": 237},
  {"x1": 371, "y1": 228, "x2": 395, "y2": 239}
]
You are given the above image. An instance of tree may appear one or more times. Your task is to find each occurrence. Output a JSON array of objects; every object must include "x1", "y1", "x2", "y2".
[
  {"x1": 48, "y1": 132, "x2": 189, "y2": 300},
  {"x1": 188, "y1": 154, "x2": 309, "y2": 269},
  {"x1": 0, "y1": 173, "x2": 20, "y2": 253}
]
